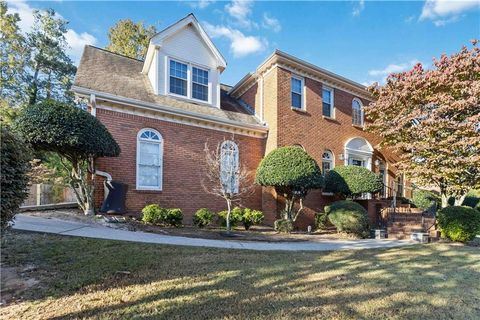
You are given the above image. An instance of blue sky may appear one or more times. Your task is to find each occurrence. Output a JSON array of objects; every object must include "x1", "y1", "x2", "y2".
[{"x1": 7, "y1": 0, "x2": 480, "y2": 86}]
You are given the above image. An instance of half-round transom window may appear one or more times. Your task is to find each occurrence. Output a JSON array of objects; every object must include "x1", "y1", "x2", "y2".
[{"x1": 137, "y1": 128, "x2": 163, "y2": 190}]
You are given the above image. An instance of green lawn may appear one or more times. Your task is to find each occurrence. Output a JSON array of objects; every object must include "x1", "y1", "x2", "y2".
[{"x1": 1, "y1": 231, "x2": 479, "y2": 319}]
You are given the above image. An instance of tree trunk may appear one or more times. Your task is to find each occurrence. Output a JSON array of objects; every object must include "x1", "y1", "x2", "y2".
[
  {"x1": 453, "y1": 192, "x2": 468, "y2": 207},
  {"x1": 441, "y1": 192, "x2": 449, "y2": 208},
  {"x1": 68, "y1": 158, "x2": 96, "y2": 215},
  {"x1": 226, "y1": 198, "x2": 232, "y2": 232},
  {"x1": 284, "y1": 196, "x2": 294, "y2": 220}
]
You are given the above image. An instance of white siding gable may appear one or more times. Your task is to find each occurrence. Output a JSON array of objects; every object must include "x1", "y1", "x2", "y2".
[{"x1": 146, "y1": 23, "x2": 222, "y2": 108}]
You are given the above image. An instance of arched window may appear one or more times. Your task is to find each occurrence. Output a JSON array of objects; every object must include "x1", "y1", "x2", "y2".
[
  {"x1": 137, "y1": 128, "x2": 163, "y2": 190},
  {"x1": 352, "y1": 98, "x2": 364, "y2": 126},
  {"x1": 220, "y1": 140, "x2": 239, "y2": 194},
  {"x1": 322, "y1": 150, "x2": 334, "y2": 174}
]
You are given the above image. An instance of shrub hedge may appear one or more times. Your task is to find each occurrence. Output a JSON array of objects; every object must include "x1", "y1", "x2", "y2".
[
  {"x1": 314, "y1": 213, "x2": 329, "y2": 230},
  {"x1": 324, "y1": 166, "x2": 383, "y2": 198},
  {"x1": 437, "y1": 206, "x2": 480, "y2": 242},
  {"x1": 242, "y1": 208, "x2": 264, "y2": 230},
  {"x1": 141, "y1": 205, "x2": 183, "y2": 227},
  {"x1": 193, "y1": 208, "x2": 214, "y2": 228},
  {"x1": 274, "y1": 219, "x2": 293, "y2": 233},
  {"x1": 462, "y1": 189, "x2": 480, "y2": 209},
  {"x1": 325, "y1": 200, "x2": 369, "y2": 237},
  {"x1": 1, "y1": 128, "x2": 31, "y2": 231},
  {"x1": 412, "y1": 189, "x2": 440, "y2": 212},
  {"x1": 217, "y1": 207, "x2": 243, "y2": 227}
]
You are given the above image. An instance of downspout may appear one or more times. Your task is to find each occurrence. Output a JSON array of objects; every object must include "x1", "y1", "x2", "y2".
[{"x1": 90, "y1": 94, "x2": 112, "y2": 200}]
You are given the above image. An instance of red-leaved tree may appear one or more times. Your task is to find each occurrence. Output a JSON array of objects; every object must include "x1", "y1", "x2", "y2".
[{"x1": 365, "y1": 40, "x2": 480, "y2": 207}]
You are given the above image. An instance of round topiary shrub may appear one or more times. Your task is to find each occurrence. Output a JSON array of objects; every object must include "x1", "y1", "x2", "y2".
[
  {"x1": 217, "y1": 207, "x2": 243, "y2": 227},
  {"x1": 164, "y1": 208, "x2": 183, "y2": 227},
  {"x1": 325, "y1": 200, "x2": 369, "y2": 237},
  {"x1": 193, "y1": 208, "x2": 214, "y2": 228},
  {"x1": 255, "y1": 146, "x2": 323, "y2": 221},
  {"x1": 1, "y1": 128, "x2": 31, "y2": 231},
  {"x1": 274, "y1": 219, "x2": 293, "y2": 233},
  {"x1": 412, "y1": 189, "x2": 440, "y2": 212},
  {"x1": 324, "y1": 166, "x2": 383, "y2": 198},
  {"x1": 142, "y1": 204, "x2": 163, "y2": 224},
  {"x1": 242, "y1": 208, "x2": 264, "y2": 230},
  {"x1": 437, "y1": 206, "x2": 480, "y2": 242}
]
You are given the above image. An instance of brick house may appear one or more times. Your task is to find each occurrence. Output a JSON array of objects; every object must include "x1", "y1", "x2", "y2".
[{"x1": 73, "y1": 14, "x2": 408, "y2": 227}]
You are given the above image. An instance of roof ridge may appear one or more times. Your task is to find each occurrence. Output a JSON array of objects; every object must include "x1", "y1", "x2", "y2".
[{"x1": 86, "y1": 45, "x2": 145, "y2": 62}]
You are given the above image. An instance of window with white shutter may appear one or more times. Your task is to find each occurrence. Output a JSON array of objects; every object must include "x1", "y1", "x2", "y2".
[
  {"x1": 137, "y1": 129, "x2": 163, "y2": 190},
  {"x1": 220, "y1": 140, "x2": 239, "y2": 194}
]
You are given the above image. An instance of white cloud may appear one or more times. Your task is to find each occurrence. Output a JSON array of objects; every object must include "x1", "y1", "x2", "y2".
[
  {"x1": 187, "y1": 0, "x2": 216, "y2": 9},
  {"x1": 225, "y1": 0, "x2": 258, "y2": 29},
  {"x1": 65, "y1": 29, "x2": 98, "y2": 62},
  {"x1": 420, "y1": 0, "x2": 479, "y2": 26},
  {"x1": 5, "y1": 0, "x2": 97, "y2": 64},
  {"x1": 367, "y1": 59, "x2": 421, "y2": 83},
  {"x1": 352, "y1": 0, "x2": 365, "y2": 16},
  {"x1": 203, "y1": 22, "x2": 266, "y2": 57},
  {"x1": 262, "y1": 13, "x2": 281, "y2": 32}
]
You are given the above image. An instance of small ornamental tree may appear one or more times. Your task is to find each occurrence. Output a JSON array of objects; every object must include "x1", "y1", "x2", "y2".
[
  {"x1": 365, "y1": 41, "x2": 480, "y2": 207},
  {"x1": 255, "y1": 146, "x2": 323, "y2": 221},
  {"x1": 15, "y1": 100, "x2": 120, "y2": 215},
  {"x1": 324, "y1": 166, "x2": 384, "y2": 198},
  {"x1": 202, "y1": 140, "x2": 254, "y2": 232},
  {"x1": 1, "y1": 127, "x2": 31, "y2": 231}
]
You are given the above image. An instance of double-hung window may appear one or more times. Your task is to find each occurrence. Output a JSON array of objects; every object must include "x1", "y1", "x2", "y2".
[
  {"x1": 220, "y1": 141, "x2": 239, "y2": 194},
  {"x1": 169, "y1": 60, "x2": 188, "y2": 96},
  {"x1": 291, "y1": 76, "x2": 303, "y2": 109},
  {"x1": 352, "y1": 98, "x2": 364, "y2": 126},
  {"x1": 137, "y1": 129, "x2": 163, "y2": 190},
  {"x1": 322, "y1": 86, "x2": 334, "y2": 117},
  {"x1": 192, "y1": 67, "x2": 208, "y2": 101}
]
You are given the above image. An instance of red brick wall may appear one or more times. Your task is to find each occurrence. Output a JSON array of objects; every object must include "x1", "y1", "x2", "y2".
[
  {"x1": 257, "y1": 67, "x2": 404, "y2": 229},
  {"x1": 94, "y1": 108, "x2": 268, "y2": 224}
]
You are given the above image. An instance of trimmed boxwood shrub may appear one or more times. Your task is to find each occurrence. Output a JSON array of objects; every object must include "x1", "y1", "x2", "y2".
[
  {"x1": 437, "y1": 206, "x2": 480, "y2": 242},
  {"x1": 325, "y1": 200, "x2": 369, "y2": 237},
  {"x1": 412, "y1": 189, "x2": 440, "y2": 212},
  {"x1": 274, "y1": 219, "x2": 293, "y2": 233},
  {"x1": 1, "y1": 128, "x2": 31, "y2": 231},
  {"x1": 217, "y1": 207, "x2": 243, "y2": 227},
  {"x1": 324, "y1": 166, "x2": 383, "y2": 198},
  {"x1": 142, "y1": 205, "x2": 183, "y2": 227},
  {"x1": 193, "y1": 208, "x2": 214, "y2": 228},
  {"x1": 163, "y1": 208, "x2": 183, "y2": 227},
  {"x1": 142, "y1": 204, "x2": 164, "y2": 225},
  {"x1": 242, "y1": 208, "x2": 264, "y2": 230},
  {"x1": 315, "y1": 213, "x2": 329, "y2": 230}
]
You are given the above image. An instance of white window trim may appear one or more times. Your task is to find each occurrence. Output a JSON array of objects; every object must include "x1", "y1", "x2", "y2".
[
  {"x1": 321, "y1": 150, "x2": 335, "y2": 174},
  {"x1": 291, "y1": 74, "x2": 306, "y2": 110},
  {"x1": 322, "y1": 86, "x2": 335, "y2": 118},
  {"x1": 167, "y1": 56, "x2": 212, "y2": 104},
  {"x1": 136, "y1": 128, "x2": 163, "y2": 191},
  {"x1": 191, "y1": 66, "x2": 210, "y2": 103},
  {"x1": 352, "y1": 98, "x2": 364, "y2": 127}
]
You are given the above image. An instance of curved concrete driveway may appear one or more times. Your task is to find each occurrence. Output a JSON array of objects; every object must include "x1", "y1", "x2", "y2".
[{"x1": 12, "y1": 214, "x2": 415, "y2": 252}]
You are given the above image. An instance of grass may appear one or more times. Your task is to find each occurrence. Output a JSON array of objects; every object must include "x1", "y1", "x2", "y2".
[{"x1": 1, "y1": 231, "x2": 480, "y2": 319}]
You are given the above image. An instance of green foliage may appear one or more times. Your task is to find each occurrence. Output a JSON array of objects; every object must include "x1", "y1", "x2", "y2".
[
  {"x1": 274, "y1": 219, "x2": 294, "y2": 233},
  {"x1": 324, "y1": 166, "x2": 383, "y2": 198},
  {"x1": 325, "y1": 200, "x2": 369, "y2": 237},
  {"x1": 217, "y1": 207, "x2": 243, "y2": 227},
  {"x1": 141, "y1": 205, "x2": 183, "y2": 227},
  {"x1": 437, "y1": 206, "x2": 480, "y2": 242},
  {"x1": 412, "y1": 189, "x2": 440, "y2": 212},
  {"x1": 193, "y1": 208, "x2": 214, "y2": 228},
  {"x1": 314, "y1": 213, "x2": 329, "y2": 230},
  {"x1": 163, "y1": 208, "x2": 183, "y2": 227},
  {"x1": 462, "y1": 189, "x2": 480, "y2": 209},
  {"x1": 1, "y1": 127, "x2": 31, "y2": 231},
  {"x1": 106, "y1": 19, "x2": 157, "y2": 60},
  {"x1": 16, "y1": 100, "x2": 120, "y2": 159},
  {"x1": 255, "y1": 146, "x2": 324, "y2": 193},
  {"x1": 242, "y1": 208, "x2": 264, "y2": 230}
]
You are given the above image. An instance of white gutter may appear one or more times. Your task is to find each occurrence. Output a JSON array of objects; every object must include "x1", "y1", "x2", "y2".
[{"x1": 72, "y1": 86, "x2": 269, "y2": 134}]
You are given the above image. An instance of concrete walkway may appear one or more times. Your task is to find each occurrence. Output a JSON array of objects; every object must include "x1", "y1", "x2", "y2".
[{"x1": 12, "y1": 214, "x2": 415, "y2": 252}]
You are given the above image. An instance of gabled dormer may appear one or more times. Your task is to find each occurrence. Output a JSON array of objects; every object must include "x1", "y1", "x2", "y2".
[{"x1": 142, "y1": 14, "x2": 227, "y2": 108}]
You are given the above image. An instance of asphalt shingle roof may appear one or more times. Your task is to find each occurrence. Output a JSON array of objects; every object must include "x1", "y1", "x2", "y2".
[{"x1": 73, "y1": 46, "x2": 261, "y2": 126}]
